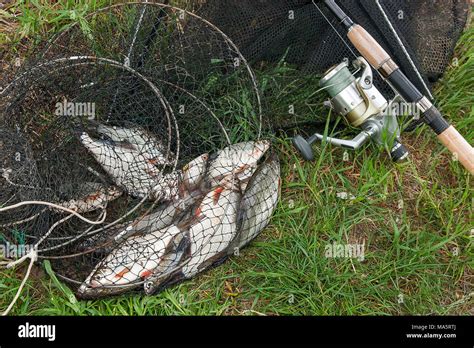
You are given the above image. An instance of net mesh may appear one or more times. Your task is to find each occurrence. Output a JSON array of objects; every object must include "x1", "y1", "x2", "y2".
[
  {"x1": 0, "y1": 2, "x2": 280, "y2": 298},
  {"x1": 173, "y1": 0, "x2": 470, "y2": 132},
  {"x1": 182, "y1": 0, "x2": 470, "y2": 95}
]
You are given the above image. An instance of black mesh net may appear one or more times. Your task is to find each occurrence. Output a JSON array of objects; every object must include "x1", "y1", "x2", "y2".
[
  {"x1": 183, "y1": 0, "x2": 470, "y2": 95},
  {"x1": 173, "y1": 0, "x2": 470, "y2": 131},
  {"x1": 0, "y1": 2, "x2": 280, "y2": 298}
]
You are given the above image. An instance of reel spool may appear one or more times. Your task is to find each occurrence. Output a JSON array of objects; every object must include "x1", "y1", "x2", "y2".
[{"x1": 293, "y1": 57, "x2": 409, "y2": 162}]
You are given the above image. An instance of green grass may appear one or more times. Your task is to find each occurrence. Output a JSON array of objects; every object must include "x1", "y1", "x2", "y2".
[{"x1": 0, "y1": 1, "x2": 472, "y2": 316}]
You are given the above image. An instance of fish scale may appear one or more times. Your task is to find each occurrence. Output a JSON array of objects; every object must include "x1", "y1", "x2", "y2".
[
  {"x1": 142, "y1": 141, "x2": 272, "y2": 295},
  {"x1": 77, "y1": 225, "x2": 182, "y2": 295},
  {"x1": 80, "y1": 132, "x2": 163, "y2": 198},
  {"x1": 96, "y1": 124, "x2": 170, "y2": 165},
  {"x1": 232, "y1": 152, "x2": 280, "y2": 250},
  {"x1": 180, "y1": 176, "x2": 241, "y2": 279},
  {"x1": 79, "y1": 141, "x2": 273, "y2": 298}
]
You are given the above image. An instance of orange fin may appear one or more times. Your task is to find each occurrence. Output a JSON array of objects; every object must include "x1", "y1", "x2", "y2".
[
  {"x1": 140, "y1": 269, "x2": 152, "y2": 279},
  {"x1": 114, "y1": 267, "x2": 130, "y2": 279},
  {"x1": 213, "y1": 187, "x2": 224, "y2": 204}
]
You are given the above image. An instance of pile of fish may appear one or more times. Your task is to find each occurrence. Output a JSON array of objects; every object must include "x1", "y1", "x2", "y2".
[{"x1": 68, "y1": 123, "x2": 280, "y2": 298}]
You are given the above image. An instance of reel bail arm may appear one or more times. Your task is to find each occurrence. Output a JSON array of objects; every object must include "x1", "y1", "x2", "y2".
[{"x1": 293, "y1": 57, "x2": 408, "y2": 162}]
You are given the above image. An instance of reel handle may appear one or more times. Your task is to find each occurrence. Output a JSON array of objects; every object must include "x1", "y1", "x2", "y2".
[
  {"x1": 293, "y1": 130, "x2": 409, "y2": 163},
  {"x1": 292, "y1": 134, "x2": 319, "y2": 161},
  {"x1": 293, "y1": 129, "x2": 373, "y2": 161}
]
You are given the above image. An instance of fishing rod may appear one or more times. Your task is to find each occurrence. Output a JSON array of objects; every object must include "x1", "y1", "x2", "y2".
[{"x1": 294, "y1": 0, "x2": 474, "y2": 174}]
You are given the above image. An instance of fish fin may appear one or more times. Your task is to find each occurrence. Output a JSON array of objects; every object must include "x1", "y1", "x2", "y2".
[
  {"x1": 213, "y1": 186, "x2": 224, "y2": 204},
  {"x1": 114, "y1": 267, "x2": 131, "y2": 279}
]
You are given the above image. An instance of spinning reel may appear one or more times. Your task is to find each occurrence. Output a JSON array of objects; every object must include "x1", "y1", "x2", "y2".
[{"x1": 293, "y1": 57, "x2": 408, "y2": 162}]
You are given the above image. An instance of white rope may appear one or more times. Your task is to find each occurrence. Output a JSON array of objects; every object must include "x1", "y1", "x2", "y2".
[
  {"x1": 0, "y1": 202, "x2": 106, "y2": 315},
  {"x1": 0, "y1": 210, "x2": 44, "y2": 228},
  {"x1": 34, "y1": 214, "x2": 75, "y2": 248},
  {"x1": 0, "y1": 201, "x2": 107, "y2": 225},
  {"x1": 1, "y1": 248, "x2": 37, "y2": 316},
  {"x1": 1, "y1": 168, "x2": 41, "y2": 191}
]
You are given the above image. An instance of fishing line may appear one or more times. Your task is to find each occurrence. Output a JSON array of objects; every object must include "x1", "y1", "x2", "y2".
[
  {"x1": 374, "y1": 0, "x2": 433, "y2": 99},
  {"x1": 312, "y1": 0, "x2": 358, "y2": 60},
  {"x1": 311, "y1": 0, "x2": 395, "y2": 92}
]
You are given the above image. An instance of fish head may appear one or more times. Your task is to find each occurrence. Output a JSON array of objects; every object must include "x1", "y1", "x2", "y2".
[
  {"x1": 184, "y1": 153, "x2": 209, "y2": 172},
  {"x1": 96, "y1": 124, "x2": 140, "y2": 144},
  {"x1": 95, "y1": 124, "x2": 168, "y2": 160},
  {"x1": 182, "y1": 153, "x2": 209, "y2": 190},
  {"x1": 79, "y1": 132, "x2": 95, "y2": 148},
  {"x1": 211, "y1": 140, "x2": 271, "y2": 179},
  {"x1": 77, "y1": 261, "x2": 141, "y2": 299},
  {"x1": 229, "y1": 140, "x2": 270, "y2": 163},
  {"x1": 143, "y1": 280, "x2": 156, "y2": 295},
  {"x1": 84, "y1": 266, "x2": 117, "y2": 288},
  {"x1": 251, "y1": 139, "x2": 271, "y2": 158}
]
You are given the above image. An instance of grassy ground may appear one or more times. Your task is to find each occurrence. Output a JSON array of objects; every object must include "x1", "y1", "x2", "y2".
[{"x1": 0, "y1": 1, "x2": 472, "y2": 315}]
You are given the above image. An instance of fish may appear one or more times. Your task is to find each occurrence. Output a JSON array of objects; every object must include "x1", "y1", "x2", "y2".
[
  {"x1": 143, "y1": 230, "x2": 190, "y2": 295},
  {"x1": 111, "y1": 188, "x2": 203, "y2": 244},
  {"x1": 95, "y1": 124, "x2": 171, "y2": 166},
  {"x1": 77, "y1": 224, "x2": 184, "y2": 299},
  {"x1": 205, "y1": 140, "x2": 271, "y2": 189},
  {"x1": 80, "y1": 132, "x2": 167, "y2": 199},
  {"x1": 77, "y1": 153, "x2": 210, "y2": 253},
  {"x1": 143, "y1": 145, "x2": 274, "y2": 294},
  {"x1": 142, "y1": 175, "x2": 242, "y2": 294},
  {"x1": 57, "y1": 182, "x2": 122, "y2": 214},
  {"x1": 229, "y1": 152, "x2": 280, "y2": 251},
  {"x1": 116, "y1": 153, "x2": 210, "y2": 240},
  {"x1": 149, "y1": 152, "x2": 210, "y2": 201},
  {"x1": 180, "y1": 153, "x2": 209, "y2": 193}
]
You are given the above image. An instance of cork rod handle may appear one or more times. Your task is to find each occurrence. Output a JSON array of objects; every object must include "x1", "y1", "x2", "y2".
[
  {"x1": 438, "y1": 126, "x2": 474, "y2": 175},
  {"x1": 348, "y1": 24, "x2": 474, "y2": 175},
  {"x1": 347, "y1": 25, "x2": 391, "y2": 69}
]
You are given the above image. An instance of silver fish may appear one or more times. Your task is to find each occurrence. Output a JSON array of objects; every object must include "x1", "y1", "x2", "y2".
[
  {"x1": 180, "y1": 153, "x2": 209, "y2": 193},
  {"x1": 57, "y1": 182, "x2": 122, "y2": 214},
  {"x1": 143, "y1": 175, "x2": 242, "y2": 293},
  {"x1": 205, "y1": 140, "x2": 271, "y2": 188},
  {"x1": 112, "y1": 189, "x2": 202, "y2": 244},
  {"x1": 179, "y1": 175, "x2": 242, "y2": 278},
  {"x1": 149, "y1": 152, "x2": 209, "y2": 201},
  {"x1": 229, "y1": 152, "x2": 280, "y2": 251},
  {"x1": 77, "y1": 153, "x2": 210, "y2": 253},
  {"x1": 77, "y1": 224, "x2": 183, "y2": 299},
  {"x1": 81, "y1": 131, "x2": 182, "y2": 201},
  {"x1": 95, "y1": 124, "x2": 171, "y2": 166},
  {"x1": 115, "y1": 152, "x2": 210, "y2": 241},
  {"x1": 143, "y1": 230, "x2": 190, "y2": 295}
]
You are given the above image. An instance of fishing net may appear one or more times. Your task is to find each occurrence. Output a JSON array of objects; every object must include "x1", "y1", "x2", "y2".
[
  {"x1": 176, "y1": 0, "x2": 471, "y2": 128},
  {"x1": 0, "y1": 2, "x2": 280, "y2": 299}
]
